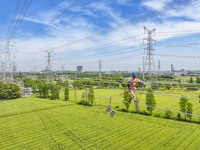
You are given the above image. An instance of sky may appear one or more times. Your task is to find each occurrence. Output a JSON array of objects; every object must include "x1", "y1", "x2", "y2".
[{"x1": 0, "y1": 0, "x2": 200, "y2": 72}]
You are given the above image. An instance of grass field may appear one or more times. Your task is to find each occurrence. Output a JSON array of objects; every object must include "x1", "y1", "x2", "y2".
[
  {"x1": 1, "y1": 97, "x2": 200, "y2": 149},
  {"x1": 67, "y1": 88, "x2": 200, "y2": 121}
]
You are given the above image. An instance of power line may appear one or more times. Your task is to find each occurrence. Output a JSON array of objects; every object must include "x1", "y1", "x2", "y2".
[
  {"x1": 155, "y1": 54, "x2": 200, "y2": 59},
  {"x1": 56, "y1": 35, "x2": 143, "y2": 55},
  {"x1": 55, "y1": 46, "x2": 144, "y2": 61},
  {"x1": 21, "y1": 0, "x2": 80, "y2": 43},
  {"x1": 6, "y1": 0, "x2": 32, "y2": 40},
  {"x1": 39, "y1": 0, "x2": 195, "y2": 53}
]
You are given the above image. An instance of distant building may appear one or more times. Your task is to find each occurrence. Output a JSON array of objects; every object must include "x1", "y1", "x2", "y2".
[
  {"x1": 77, "y1": 66, "x2": 83, "y2": 72},
  {"x1": 180, "y1": 69, "x2": 185, "y2": 73},
  {"x1": 171, "y1": 64, "x2": 174, "y2": 72}
]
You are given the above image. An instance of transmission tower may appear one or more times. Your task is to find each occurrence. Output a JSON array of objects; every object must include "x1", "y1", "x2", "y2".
[
  {"x1": 3, "y1": 39, "x2": 14, "y2": 83},
  {"x1": 143, "y1": 26, "x2": 156, "y2": 77},
  {"x1": 158, "y1": 60, "x2": 161, "y2": 76},
  {"x1": 45, "y1": 50, "x2": 53, "y2": 81},
  {"x1": 99, "y1": 59, "x2": 102, "y2": 77},
  {"x1": 142, "y1": 56, "x2": 145, "y2": 80},
  {"x1": 12, "y1": 53, "x2": 17, "y2": 74},
  {"x1": 1, "y1": 61, "x2": 4, "y2": 80}
]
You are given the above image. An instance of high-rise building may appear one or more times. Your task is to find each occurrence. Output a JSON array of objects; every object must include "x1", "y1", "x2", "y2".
[
  {"x1": 171, "y1": 64, "x2": 174, "y2": 72},
  {"x1": 77, "y1": 66, "x2": 83, "y2": 72}
]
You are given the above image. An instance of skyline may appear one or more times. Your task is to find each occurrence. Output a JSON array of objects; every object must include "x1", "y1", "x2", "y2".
[{"x1": 0, "y1": 0, "x2": 200, "y2": 72}]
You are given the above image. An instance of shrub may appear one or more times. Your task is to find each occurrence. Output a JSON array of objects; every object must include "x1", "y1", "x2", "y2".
[
  {"x1": 145, "y1": 88, "x2": 156, "y2": 115},
  {"x1": 165, "y1": 110, "x2": 172, "y2": 119},
  {"x1": 0, "y1": 82, "x2": 20, "y2": 100}
]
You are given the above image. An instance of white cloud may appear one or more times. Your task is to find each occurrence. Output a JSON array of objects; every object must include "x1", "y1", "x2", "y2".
[
  {"x1": 10, "y1": 0, "x2": 200, "y2": 71},
  {"x1": 142, "y1": 0, "x2": 173, "y2": 10},
  {"x1": 22, "y1": 9, "x2": 61, "y2": 28},
  {"x1": 165, "y1": 1, "x2": 200, "y2": 21},
  {"x1": 15, "y1": 16, "x2": 200, "y2": 71},
  {"x1": 88, "y1": 2, "x2": 124, "y2": 24},
  {"x1": 116, "y1": 0, "x2": 134, "y2": 6}
]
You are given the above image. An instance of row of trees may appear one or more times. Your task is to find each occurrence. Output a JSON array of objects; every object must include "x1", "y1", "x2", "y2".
[
  {"x1": 189, "y1": 76, "x2": 200, "y2": 84},
  {"x1": 165, "y1": 96, "x2": 194, "y2": 121},
  {"x1": 179, "y1": 96, "x2": 193, "y2": 121},
  {"x1": 151, "y1": 82, "x2": 200, "y2": 91},
  {"x1": 37, "y1": 82, "x2": 62, "y2": 100},
  {"x1": 22, "y1": 78, "x2": 71, "y2": 100},
  {"x1": 73, "y1": 79, "x2": 124, "y2": 89},
  {"x1": 123, "y1": 88, "x2": 195, "y2": 122},
  {"x1": 22, "y1": 77, "x2": 197, "y2": 122}
]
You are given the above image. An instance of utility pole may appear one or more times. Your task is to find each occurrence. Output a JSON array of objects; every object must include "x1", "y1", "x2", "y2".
[
  {"x1": 45, "y1": 50, "x2": 53, "y2": 82},
  {"x1": 99, "y1": 59, "x2": 102, "y2": 77},
  {"x1": 62, "y1": 64, "x2": 64, "y2": 81},
  {"x1": 34, "y1": 65, "x2": 37, "y2": 88},
  {"x1": 138, "y1": 67, "x2": 141, "y2": 77},
  {"x1": 34, "y1": 65, "x2": 36, "y2": 78},
  {"x1": 143, "y1": 26, "x2": 156, "y2": 78},
  {"x1": 12, "y1": 53, "x2": 17, "y2": 75}
]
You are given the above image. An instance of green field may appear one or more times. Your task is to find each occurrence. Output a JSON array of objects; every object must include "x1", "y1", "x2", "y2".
[
  {"x1": 67, "y1": 88, "x2": 200, "y2": 121},
  {"x1": 1, "y1": 97, "x2": 200, "y2": 149}
]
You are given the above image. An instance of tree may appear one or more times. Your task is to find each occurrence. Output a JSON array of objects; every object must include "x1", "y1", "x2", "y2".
[
  {"x1": 42, "y1": 83, "x2": 49, "y2": 99},
  {"x1": 50, "y1": 84, "x2": 60, "y2": 100},
  {"x1": 179, "y1": 96, "x2": 188, "y2": 121},
  {"x1": 145, "y1": 88, "x2": 156, "y2": 115},
  {"x1": 199, "y1": 94, "x2": 200, "y2": 103},
  {"x1": 123, "y1": 91, "x2": 131, "y2": 112},
  {"x1": 77, "y1": 91, "x2": 86, "y2": 105},
  {"x1": 23, "y1": 78, "x2": 34, "y2": 87},
  {"x1": 177, "y1": 113, "x2": 181, "y2": 120},
  {"x1": 88, "y1": 86, "x2": 95, "y2": 106},
  {"x1": 165, "y1": 110, "x2": 172, "y2": 119},
  {"x1": 64, "y1": 86, "x2": 69, "y2": 101},
  {"x1": 186, "y1": 102, "x2": 193, "y2": 121},
  {"x1": 178, "y1": 79, "x2": 181, "y2": 84},
  {"x1": 196, "y1": 76, "x2": 200, "y2": 84},
  {"x1": 85, "y1": 88, "x2": 88, "y2": 105},
  {"x1": 189, "y1": 77, "x2": 194, "y2": 83},
  {"x1": 0, "y1": 82, "x2": 20, "y2": 99}
]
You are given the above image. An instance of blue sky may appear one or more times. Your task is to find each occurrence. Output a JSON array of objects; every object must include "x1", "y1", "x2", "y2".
[{"x1": 0, "y1": 0, "x2": 200, "y2": 72}]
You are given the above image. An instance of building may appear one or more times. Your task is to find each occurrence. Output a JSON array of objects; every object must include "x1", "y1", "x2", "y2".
[
  {"x1": 171, "y1": 64, "x2": 174, "y2": 72},
  {"x1": 180, "y1": 69, "x2": 185, "y2": 73},
  {"x1": 77, "y1": 66, "x2": 83, "y2": 72}
]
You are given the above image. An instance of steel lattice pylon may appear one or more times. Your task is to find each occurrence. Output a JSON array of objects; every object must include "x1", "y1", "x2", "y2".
[{"x1": 143, "y1": 26, "x2": 156, "y2": 77}]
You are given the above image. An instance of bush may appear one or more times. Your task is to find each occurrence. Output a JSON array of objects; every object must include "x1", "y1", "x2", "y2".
[
  {"x1": 77, "y1": 100, "x2": 86, "y2": 105},
  {"x1": 177, "y1": 113, "x2": 182, "y2": 120},
  {"x1": 179, "y1": 96, "x2": 188, "y2": 121},
  {"x1": 0, "y1": 82, "x2": 20, "y2": 100},
  {"x1": 88, "y1": 87, "x2": 95, "y2": 106},
  {"x1": 165, "y1": 110, "x2": 172, "y2": 119},
  {"x1": 123, "y1": 91, "x2": 131, "y2": 112},
  {"x1": 64, "y1": 86, "x2": 69, "y2": 101},
  {"x1": 145, "y1": 88, "x2": 156, "y2": 115}
]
